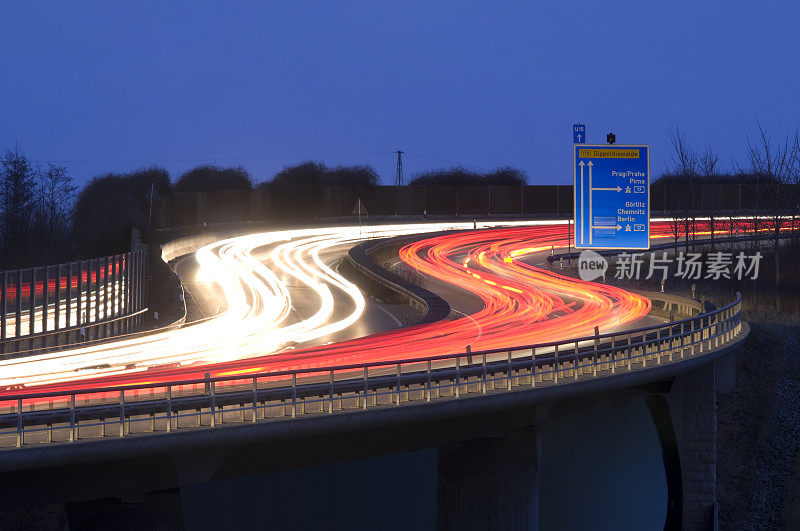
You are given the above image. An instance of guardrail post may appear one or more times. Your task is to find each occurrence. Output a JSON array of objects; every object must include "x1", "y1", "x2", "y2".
[
  {"x1": 530, "y1": 348, "x2": 536, "y2": 388},
  {"x1": 611, "y1": 337, "x2": 616, "y2": 373},
  {"x1": 252, "y1": 377, "x2": 258, "y2": 422},
  {"x1": 627, "y1": 334, "x2": 632, "y2": 371},
  {"x1": 167, "y1": 385, "x2": 172, "y2": 432},
  {"x1": 43, "y1": 265, "x2": 49, "y2": 335},
  {"x1": 700, "y1": 316, "x2": 706, "y2": 353},
  {"x1": 573, "y1": 342, "x2": 579, "y2": 380},
  {"x1": 397, "y1": 363, "x2": 402, "y2": 404},
  {"x1": 455, "y1": 357, "x2": 461, "y2": 398},
  {"x1": 672, "y1": 322, "x2": 679, "y2": 358},
  {"x1": 76, "y1": 262, "x2": 83, "y2": 330},
  {"x1": 95, "y1": 259, "x2": 102, "y2": 327},
  {"x1": 427, "y1": 361, "x2": 432, "y2": 401},
  {"x1": 554, "y1": 344, "x2": 559, "y2": 383},
  {"x1": 507, "y1": 350, "x2": 513, "y2": 390},
  {"x1": 363, "y1": 367, "x2": 368, "y2": 409},
  {"x1": 69, "y1": 394, "x2": 76, "y2": 442},
  {"x1": 210, "y1": 379, "x2": 216, "y2": 427},
  {"x1": 120, "y1": 390, "x2": 125, "y2": 437},
  {"x1": 65, "y1": 262, "x2": 71, "y2": 330},
  {"x1": 16, "y1": 398, "x2": 23, "y2": 448},
  {"x1": 656, "y1": 327, "x2": 662, "y2": 364},
  {"x1": 482, "y1": 352, "x2": 487, "y2": 392},
  {"x1": 15, "y1": 269, "x2": 22, "y2": 340},
  {"x1": 29, "y1": 267, "x2": 36, "y2": 336},
  {"x1": 86, "y1": 260, "x2": 93, "y2": 326},
  {"x1": 122, "y1": 253, "x2": 129, "y2": 322},
  {"x1": 55, "y1": 264, "x2": 62, "y2": 332},
  {"x1": 104, "y1": 256, "x2": 110, "y2": 334},
  {"x1": 291, "y1": 373, "x2": 297, "y2": 418},
  {"x1": 329, "y1": 369, "x2": 334, "y2": 413},
  {"x1": 727, "y1": 308, "x2": 736, "y2": 341},
  {"x1": 109, "y1": 255, "x2": 116, "y2": 323},
  {"x1": 114, "y1": 255, "x2": 120, "y2": 318}
]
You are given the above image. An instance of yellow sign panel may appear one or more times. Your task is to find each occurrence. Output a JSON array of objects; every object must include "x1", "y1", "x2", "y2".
[{"x1": 578, "y1": 148, "x2": 640, "y2": 159}]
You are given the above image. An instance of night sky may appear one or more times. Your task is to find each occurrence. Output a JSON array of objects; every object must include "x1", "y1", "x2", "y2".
[{"x1": 1, "y1": 1, "x2": 798, "y2": 186}]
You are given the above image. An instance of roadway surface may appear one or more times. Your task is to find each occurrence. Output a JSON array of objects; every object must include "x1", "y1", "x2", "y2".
[
  {"x1": 173, "y1": 241, "x2": 411, "y2": 348},
  {"x1": 385, "y1": 238, "x2": 663, "y2": 335}
]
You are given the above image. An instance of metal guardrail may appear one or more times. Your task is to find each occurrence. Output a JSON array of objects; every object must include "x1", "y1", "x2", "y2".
[
  {"x1": 346, "y1": 238, "x2": 451, "y2": 324},
  {"x1": 0, "y1": 293, "x2": 744, "y2": 450}
]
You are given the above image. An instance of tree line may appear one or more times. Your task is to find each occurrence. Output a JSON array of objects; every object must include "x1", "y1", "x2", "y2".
[
  {"x1": 3, "y1": 119, "x2": 798, "y2": 270},
  {"x1": 0, "y1": 146, "x2": 75, "y2": 269},
  {"x1": 657, "y1": 122, "x2": 800, "y2": 295},
  {"x1": 657, "y1": 123, "x2": 800, "y2": 247},
  {"x1": 0, "y1": 154, "x2": 528, "y2": 269}
]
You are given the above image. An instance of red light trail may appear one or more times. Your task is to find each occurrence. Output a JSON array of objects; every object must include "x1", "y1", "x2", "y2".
[{"x1": 1, "y1": 221, "x2": 658, "y2": 398}]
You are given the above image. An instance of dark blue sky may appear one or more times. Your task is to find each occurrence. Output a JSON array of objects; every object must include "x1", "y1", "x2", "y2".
[{"x1": 2, "y1": 1, "x2": 798, "y2": 187}]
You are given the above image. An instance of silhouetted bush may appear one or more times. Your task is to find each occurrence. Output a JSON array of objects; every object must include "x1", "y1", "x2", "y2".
[
  {"x1": 174, "y1": 165, "x2": 251, "y2": 192},
  {"x1": 410, "y1": 166, "x2": 526, "y2": 186},
  {"x1": 72, "y1": 167, "x2": 170, "y2": 257},
  {"x1": 266, "y1": 161, "x2": 378, "y2": 188},
  {"x1": 263, "y1": 161, "x2": 379, "y2": 220}
]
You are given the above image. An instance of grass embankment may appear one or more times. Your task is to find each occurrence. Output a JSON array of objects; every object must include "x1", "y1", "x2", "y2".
[{"x1": 717, "y1": 319, "x2": 800, "y2": 529}]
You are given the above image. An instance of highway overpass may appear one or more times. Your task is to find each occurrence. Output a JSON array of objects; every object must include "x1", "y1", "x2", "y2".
[{"x1": 0, "y1": 220, "x2": 752, "y2": 529}]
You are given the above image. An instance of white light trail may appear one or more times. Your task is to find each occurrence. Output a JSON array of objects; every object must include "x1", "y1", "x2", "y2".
[{"x1": 0, "y1": 221, "x2": 547, "y2": 389}]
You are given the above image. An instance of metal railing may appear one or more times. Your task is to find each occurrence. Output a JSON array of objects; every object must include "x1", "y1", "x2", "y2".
[
  {"x1": 0, "y1": 293, "x2": 745, "y2": 450},
  {"x1": 0, "y1": 246, "x2": 147, "y2": 355}
]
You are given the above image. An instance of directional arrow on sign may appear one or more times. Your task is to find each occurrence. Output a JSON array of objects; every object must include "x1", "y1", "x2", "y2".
[
  {"x1": 579, "y1": 161, "x2": 586, "y2": 244},
  {"x1": 591, "y1": 224, "x2": 623, "y2": 231},
  {"x1": 588, "y1": 161, "x2": 592, "y2": 244},
  {"x1": 591, "y1": 186, "x2": 622, "y2": 192}
]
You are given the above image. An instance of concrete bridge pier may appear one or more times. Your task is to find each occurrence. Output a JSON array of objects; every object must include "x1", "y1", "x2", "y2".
[
  {"x1": 437, "y1": 426, "x2": 541, "y2": 530},
  {"x1": 654, "y1": 355, "x2": 735, "y2": 531}
]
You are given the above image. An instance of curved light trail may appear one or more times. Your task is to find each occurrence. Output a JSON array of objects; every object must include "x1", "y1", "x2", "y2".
[
  {"x1": 0, "y1": 222, "x2": 517, "y2": 390},
  {"x1": 0, "y1": 220, "x2": 664, "y2": 397}
]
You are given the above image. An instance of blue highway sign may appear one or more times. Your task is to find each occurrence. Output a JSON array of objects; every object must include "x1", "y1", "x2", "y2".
[
  {"x1": 572, "y1": 123, "x2": 586, "y2": 144},
  {"x1": 573, "y1": 144, "x2": 650, "y2": 250}
]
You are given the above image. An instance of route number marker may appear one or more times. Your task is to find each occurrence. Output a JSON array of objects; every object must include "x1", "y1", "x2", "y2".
[{"x1": 573, "y1": 123, "x2": 586, "y2": 144}]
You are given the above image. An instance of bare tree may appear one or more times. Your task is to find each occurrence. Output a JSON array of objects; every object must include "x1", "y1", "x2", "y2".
[
  {"x1": 33, "y1": 163, "x2": 76, "y2": 260},
  {"x1": 698, "y1": 145, "x2": 721, "y2": 249},
  {"x1": 743, "y1": 119, "x2": 797, "y2": 294},
  {"x1": 663, "y1": 181, "x2": 688, "y2": 254},
  {"x1": 669, "y1": 127, "x2": 698, "y2": 176},
  {"x1": 667, "y1": 127, "x2": 698, "y2": 251},
  {"x1": 0, "y1": 146, "x2": 37, "y2": 268}
]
